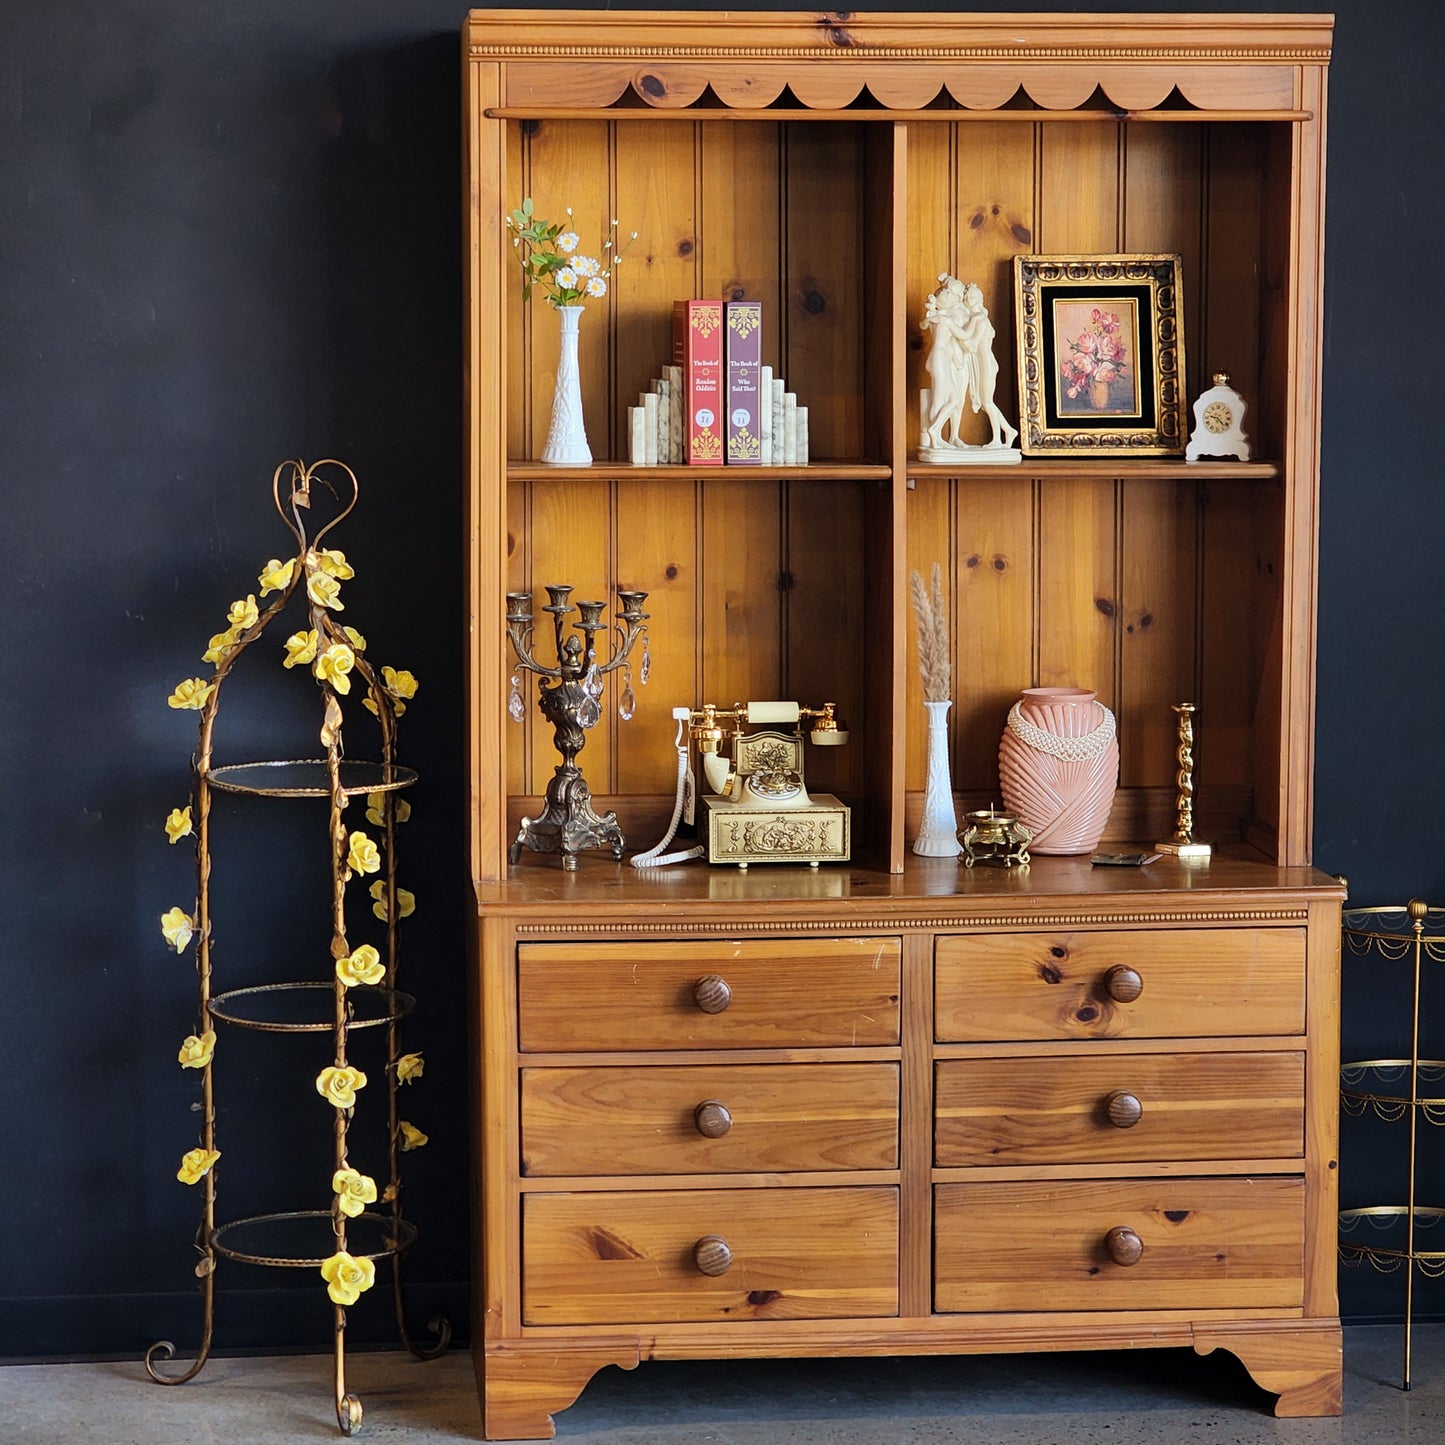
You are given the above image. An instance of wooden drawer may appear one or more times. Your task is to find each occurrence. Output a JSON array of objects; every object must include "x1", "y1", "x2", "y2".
[
  {"x1": 522, "y1": 1187, "x2": 899, "y2": 1325},
  {"x1": 934, "y1": 1052, "x2": 1304, "y2": 1166},
  {"x1": 935, "y1": 928, "x2": 1305, "y2": 1042},
  {"x1": 935, "y1": 1177, "x2": 1304, "y2": 1312},
  {"x1": 517, "y1": 938, "x2": 901, "y2": 1052},
  {"x1": 522, "y1": 1063, "x2": 899, "y2": 1176}
]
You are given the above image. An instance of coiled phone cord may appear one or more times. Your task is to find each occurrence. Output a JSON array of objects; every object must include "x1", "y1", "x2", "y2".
[{"x1": 630, "y1": 715, "x2": 705, "y2": 868}]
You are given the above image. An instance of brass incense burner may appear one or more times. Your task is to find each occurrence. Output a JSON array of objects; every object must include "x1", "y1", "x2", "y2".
[{"x1": 960, "y1": 806, "x2": 1031, "y2": 868}]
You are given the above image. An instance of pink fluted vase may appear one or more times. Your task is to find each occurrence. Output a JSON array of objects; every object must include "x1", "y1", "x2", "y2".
[{"x1": 998, "y1": 687, "x2": 1119, "y2": 855}]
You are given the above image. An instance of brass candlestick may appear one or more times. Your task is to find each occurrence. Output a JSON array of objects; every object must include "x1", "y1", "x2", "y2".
[
  {"x1": 1156, "y1": 701, "x2": 1211, "y2": 859},
  {"x1": 505, "y1": 585, "x2": 649, "y2": 870}
]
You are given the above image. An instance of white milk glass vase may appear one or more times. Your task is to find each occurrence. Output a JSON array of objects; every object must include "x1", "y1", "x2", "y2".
[
  {"x1": 541, "y1": 304, "x2": 591, "y2": 465},
  {"x1": 914, "y1": 698, "x2": 962, "y2": 855}
]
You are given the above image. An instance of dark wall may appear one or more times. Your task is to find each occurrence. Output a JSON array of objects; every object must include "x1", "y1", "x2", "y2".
[{"x1": 1, "y1": 1, "x2": 1441, "y2": 1360}]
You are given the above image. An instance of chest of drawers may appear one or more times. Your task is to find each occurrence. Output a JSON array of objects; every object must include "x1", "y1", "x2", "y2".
[{"x1": 471, "y1": 862, "x2": 1343, "y2": 1439}]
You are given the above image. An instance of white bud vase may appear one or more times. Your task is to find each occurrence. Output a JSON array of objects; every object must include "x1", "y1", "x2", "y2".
[
  {"x1": 541, "y1": 303, "x2": 591, "y2": 465},
  {"x1": 914, "y1": 698, "x2": 962, "y2": 856}
]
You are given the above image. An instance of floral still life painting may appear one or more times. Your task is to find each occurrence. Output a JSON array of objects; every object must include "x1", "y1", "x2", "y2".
[{"x1": 1055, "y1": 301, "x2": 1141, "y2": 417}]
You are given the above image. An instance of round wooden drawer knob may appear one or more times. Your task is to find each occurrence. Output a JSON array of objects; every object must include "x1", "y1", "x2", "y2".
[
  {"x1": 694, "y1": 1100, "x2": 733, "y2": 1138},
  {"x1": 693, "y1": 1235, "x2": 733, "y2": 1276},
  {"x1": 1105, "y1": 1090, "x2": 1143, "y2": 1129},
  {"x1": 1103, "y1": 964, "x2": 1143, "y2": 1003},
  {"x1": 1105, "y1": 1225, "x2": 1144, "y2": 1267},
  {"x1": 693, "y1": 974, "x2": 732, "y2": 1014}
]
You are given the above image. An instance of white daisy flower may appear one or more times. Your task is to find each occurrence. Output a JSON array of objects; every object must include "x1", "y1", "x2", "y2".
[
  {"x1": 556, "y1": 231, "x2": 579, "y2": 254},
  {"x1": 573, "y1": 255, "x2": 600, "y2": 277},
  {"x1": 555, "y1": 266, "x2": 578, "y2": 289},
  {"x1": 585, "y1": 276, "x2": 608, "y2": 298}
]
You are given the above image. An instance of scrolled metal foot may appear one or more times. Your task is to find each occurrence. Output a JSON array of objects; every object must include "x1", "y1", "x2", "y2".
[
  {"x1": 403, "y1": 1312, "x2": 452, "y2": 1361},
  {"x1": 337, "y1": 1392, "x2": 364, "y2": 1435},
  {"x1": 392, "y1": 1256, "x2": 453, "y2": 1360},
  {"x1": 145, "y1": 1335, "x2": 212, "y2": 1386}
]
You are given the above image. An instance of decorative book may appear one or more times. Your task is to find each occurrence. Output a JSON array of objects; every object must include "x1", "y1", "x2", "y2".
[
  {"x1": 724, "y1": 300, "x2": 763, "y2": 464},
  {"x1": 672, "y1": 299, "x2": 724, "y2": 464}
]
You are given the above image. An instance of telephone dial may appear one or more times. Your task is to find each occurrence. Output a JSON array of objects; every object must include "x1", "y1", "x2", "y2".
[{"x1": 633, "y1": 700, "x2": 851, "y2": 869}]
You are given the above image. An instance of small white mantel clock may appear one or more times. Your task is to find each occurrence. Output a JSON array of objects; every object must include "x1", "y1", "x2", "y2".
[{"x1": 1186, "y1": 371, "x2": 1251, "y2": 461}]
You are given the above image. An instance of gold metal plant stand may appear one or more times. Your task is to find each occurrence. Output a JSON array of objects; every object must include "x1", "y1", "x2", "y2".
[
  {"x1": 145, "y1": 461, "x2": 449, "y2": 1434},
  {"x1": 1338, "y1": 899, "x2": 1445, "y2": 1392}
]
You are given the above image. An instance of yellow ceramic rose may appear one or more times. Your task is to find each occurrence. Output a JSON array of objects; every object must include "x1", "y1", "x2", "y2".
[
  {"x1": 314, "y1": 643, "x2": 355, "y2": 695},
  {"x1": 343, "y1": 626, "x2": 367, "y2": 652},
  {"x1": 178, "y1": 1030, "x2": 216, "y2": 1068},
  {"x1": 336, "y1": 943, "x2": 385, "y2": 988},
  {"x1": 362, "y1": 692, "x2": 402, "y2": 718},
  {"x1": 398, "y1": 1121, "x2": 428, "y2": 1151},
  {"x1": 177, "y1": 1147, "x2": 220, "y2": 1185},
  {"x1": 366, "y1": 791, "x2": 410, "y2": 827},
  {"x1": 332, "y1": 1168, "x2": 378, "y2": 1219},
  {"x1": 160, "y1": 906, "x2": 195, "y2": 952},
  {"x1": 167, "y1": 677, "x2": 215, "y2": 710},
  {"x1": 282, "y1": 629, "x2": 319, "y2": 668},
  {"x1": 306, "y1": 572, "x2": 344, "y2": 611},
  {"x1": 258, "y1": 557, "x2": 296, "y2": 595},
  {"x1": 347, "y1": 830, "x2": 381, "y2": 877},
  {"x1": 396, "y1": 1052, "x2": 424, "y2": 1084},
  {"x1": 165, "y1": 806, "x2": 193, "y2": 844},
  {"x1": 227, "y1": 595, "x2": 259, "y2": 633},
  {"x1": 370, "y1": 881, "x2": 416, "y2": 921},
  {"x1": 311, "y1": 547, "x2": 355, "y2": 580},
  {"x1": 382, "y1": 666, "x2": 419, "y2": 699},
  {"x1": 320, "y1": 1249, "x2": 375, "y2": 1305},
  {"x1": 202, "y1": 629, "x2": 238, "y2": 665},
  {"x1": 316, "y1": 1065, "x2": 367, "y2": 1109}
]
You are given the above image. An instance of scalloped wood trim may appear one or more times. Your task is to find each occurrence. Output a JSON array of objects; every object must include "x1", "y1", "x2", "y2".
[{"x1": 498, "y1": 62, "x2": 1300, "y2": 115}]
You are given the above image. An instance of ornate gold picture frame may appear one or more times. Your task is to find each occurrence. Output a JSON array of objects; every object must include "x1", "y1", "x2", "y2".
[{"x1": 1013, "y1": 254, "x2": 1185, "y2": 456}]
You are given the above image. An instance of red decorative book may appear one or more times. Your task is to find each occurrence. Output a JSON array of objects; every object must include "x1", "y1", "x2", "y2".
[
  {"x1": 724, "y1": 301, "x2": 763, "y2": 464},
  {"x1": 672, "y1": 300, "x2": 724, "y2": 464}
]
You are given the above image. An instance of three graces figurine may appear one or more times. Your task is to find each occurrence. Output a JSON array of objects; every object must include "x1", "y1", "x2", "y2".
[{"x1": 919, "y1": 273, "x2": 1020, "y2": 464}]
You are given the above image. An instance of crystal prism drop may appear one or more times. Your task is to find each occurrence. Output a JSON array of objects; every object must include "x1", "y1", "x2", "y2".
[
  {"x1": 640, "y1": 637, "x2": 651, "y2": 686},
  {"x1": 579, "y1": 693, "x2": 601, "y2": 729},
  {"x1": 584, "y1": 663, "x2": 603, "y2": 699},
  {"x1": 618, "y1": 681, "x2": 636, "y2": 721},
  {"x1": 507, "y1": 673, "x2": 526, "y2": 722}
]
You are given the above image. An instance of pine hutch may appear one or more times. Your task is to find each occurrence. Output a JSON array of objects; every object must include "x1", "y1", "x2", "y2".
[{"x1": 464, "y1": 10, "x2": 1342, "y2": 1437}]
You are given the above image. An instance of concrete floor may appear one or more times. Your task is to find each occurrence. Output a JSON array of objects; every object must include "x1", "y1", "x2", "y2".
[{"x1": 3, "y1": 1325, "x2": 1441, "y2": 1443}]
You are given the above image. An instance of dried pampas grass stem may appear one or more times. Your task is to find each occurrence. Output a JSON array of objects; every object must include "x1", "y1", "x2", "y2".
[{"x1": 909, "y1": 562, "x2": 951, "y2": 703}]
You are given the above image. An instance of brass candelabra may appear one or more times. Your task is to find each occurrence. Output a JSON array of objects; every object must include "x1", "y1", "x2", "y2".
[{"x1": 505, "y1": 585, "x2": 649, "y2": 869}]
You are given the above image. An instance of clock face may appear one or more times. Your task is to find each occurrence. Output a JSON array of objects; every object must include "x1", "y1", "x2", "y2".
[{"x1": 1203, "y1": 400, "x2": 1233, "y2": 434}]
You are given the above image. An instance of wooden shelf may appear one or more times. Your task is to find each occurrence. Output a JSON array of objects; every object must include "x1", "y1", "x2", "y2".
[
  {"x1": 507, "y1": 460, "x2": 892, "y2": 481},
  {"x1": 508, "y1": 460, "x2": 1279, "y2": 483},
  {"x1": 907, "y1": 459, "x2": 1282, "y2": 481}
]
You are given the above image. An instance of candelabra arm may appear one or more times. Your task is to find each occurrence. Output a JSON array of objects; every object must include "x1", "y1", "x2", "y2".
[
  {"x1": 506, "y1": 624, "x2": 561, "y2": 680},
  {"x1": 600, "y1": 619, "x2": 647, "y2": 677}
]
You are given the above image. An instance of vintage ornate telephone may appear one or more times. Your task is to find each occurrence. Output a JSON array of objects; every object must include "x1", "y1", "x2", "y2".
[{"x1": 633, "y1": 701, "x2": 850, "y2": 869}]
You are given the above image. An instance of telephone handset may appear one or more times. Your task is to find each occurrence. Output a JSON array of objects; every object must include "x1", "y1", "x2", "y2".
[{"x1": 632, "y1": 701, "x2": 851, "y2": 869}]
